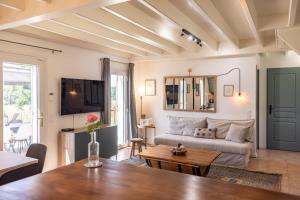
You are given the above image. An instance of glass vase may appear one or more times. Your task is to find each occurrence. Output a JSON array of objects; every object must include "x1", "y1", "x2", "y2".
[{"x1": 84, "y1": 131, "x2": 102, "y2": 168}]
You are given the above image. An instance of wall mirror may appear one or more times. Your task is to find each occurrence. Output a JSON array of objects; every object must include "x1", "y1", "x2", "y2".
[{"x1": 164, "y1": 76, "x2": 216, "y2": 112}]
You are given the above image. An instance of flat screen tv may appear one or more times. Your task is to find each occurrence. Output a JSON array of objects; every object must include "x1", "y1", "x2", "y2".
[{"x1": 60, "y1": 78, "x2": 104, "y2": 115}]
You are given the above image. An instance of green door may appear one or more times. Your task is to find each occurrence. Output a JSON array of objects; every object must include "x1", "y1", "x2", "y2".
[{"x1": 267, "y1": 68, "x2": 300, "y2": 151}]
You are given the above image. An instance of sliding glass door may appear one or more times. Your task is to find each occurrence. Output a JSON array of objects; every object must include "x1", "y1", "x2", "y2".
[
  {"x1": 111, "y1": 74, "x2": 127, "y2": 147},
  {"x1": 0, "y1": 55, "x2": 45, "y2": 154}
]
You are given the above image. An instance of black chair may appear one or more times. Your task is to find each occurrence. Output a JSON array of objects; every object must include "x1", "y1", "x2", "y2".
[{"x1": 0, "y1": 144, "x2": 47, "y2": 186}]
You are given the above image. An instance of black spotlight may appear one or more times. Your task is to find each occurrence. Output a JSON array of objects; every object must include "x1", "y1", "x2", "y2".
[{"x1": 181, "y1": 28, "x2": 202, "y2": 47}]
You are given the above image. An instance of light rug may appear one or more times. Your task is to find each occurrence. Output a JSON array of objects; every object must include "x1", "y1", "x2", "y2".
[{"x1": 121, "y1": 157, "x2": 282, "y2": 192}]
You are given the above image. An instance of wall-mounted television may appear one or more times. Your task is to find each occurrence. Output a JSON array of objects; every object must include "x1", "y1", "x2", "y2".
[{"x1": 60, "y1": 78, "x2": 104, "y2": 115}]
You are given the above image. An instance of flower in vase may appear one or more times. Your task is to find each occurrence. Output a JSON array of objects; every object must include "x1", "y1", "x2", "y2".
[
  {"x1": 87, "y1": 114, "x2": 98, "y2": 123},
  {"x1": 86, "y1": 114, "x2": 102, "y2": 133}
]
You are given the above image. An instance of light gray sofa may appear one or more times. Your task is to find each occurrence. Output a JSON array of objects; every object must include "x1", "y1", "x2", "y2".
[{"x1": 154, "y1": 116, "x2": 257, "y2": 168}]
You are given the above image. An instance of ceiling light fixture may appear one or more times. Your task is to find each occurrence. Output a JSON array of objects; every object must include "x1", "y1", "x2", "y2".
[{"x1": 180, "y1": 29, "x2": 202, "y2": 47}]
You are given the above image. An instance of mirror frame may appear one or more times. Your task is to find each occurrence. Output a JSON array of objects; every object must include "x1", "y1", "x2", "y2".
[{"x1": 163, "y1": 76, "x2": 217, "y2": 113}]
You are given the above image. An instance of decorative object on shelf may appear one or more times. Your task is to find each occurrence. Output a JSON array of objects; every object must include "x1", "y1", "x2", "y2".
[
  {"x1": 145, "y1": 79, "x2": 156, "y2": 96},
  {"x1": 171, "y1": 143, "x2": 187, "y2": 156},
  {"x1": 84, "y1": 114, "x2": 103, "y2": 168},
  {"x1": 217, "y1": 68, "x2": 241, "y2": 97},
  {"x1": 138, "y1": 87, "x2": 146, "y2": 119},
  {"x1": 223, "y1": 85, "x2": 234, "y2": 97},
  {"x1": 187, "y1": 68, "x2": 192, "y2": 76},
  {"x1": 139, "y1": 118, "x2": 154, "y2": 127}
]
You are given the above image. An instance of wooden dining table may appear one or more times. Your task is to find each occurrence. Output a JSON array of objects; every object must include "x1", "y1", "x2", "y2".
[
  {"x1": 0, "y1": 151, "x2": 37, "y2": 177},
  {"x1": 0, "y1": 158, "x2": 299, "y2": 200}
]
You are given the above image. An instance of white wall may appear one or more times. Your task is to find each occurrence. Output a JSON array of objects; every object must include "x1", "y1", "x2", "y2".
[
  {"x1": 134, "y1": 56, "x2": 257, "y2": 143},
  {"x1": 258, "y1": 51, "x2": 300, "y2": 148},
  {"x1": 0, "y1": 31, "x2": 128, "y2": 171}
]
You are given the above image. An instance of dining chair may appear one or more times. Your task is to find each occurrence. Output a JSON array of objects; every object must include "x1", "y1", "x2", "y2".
[{"x1": 0, "y1": 143, "x2": 47, "y2": 186}]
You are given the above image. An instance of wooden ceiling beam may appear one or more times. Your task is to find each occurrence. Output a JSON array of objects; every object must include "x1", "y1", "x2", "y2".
[
  {"x1": 9, "y1": 26, "x2": 131, "y2": 58},
  {"x1": 0, "y1": 0, "x2": 129, "y2": 30},
  {"x1": 258, "y1": 14, "x2": 288, "y2": 32},
  {"x1": 288, "y1": 0, "x2": 298, "y2": 27},
  {"x1": 240, "y1": 0, "x2": 263, "y2": 46},
  {"x1": 191, "y1": 0, "x2": 239, "y2": 48},
  {"x1": 141, "y1": 0, "x2": 219, "y2": 50},
  {"x1": 77, "y1": 9, "x2": 181, "y2": 54},
  {"x1": 106, "y1": 2, "x2": 199, "y2": 51},
  {"x1": 55, "y1": 14, "x2": 164, "y2": 55},
  {"x1": 277, "y1": 26, "x2": 300, "y2": 54},
  {"x1": 0, "y1": 0, "x2": 24, "y2": 11},
  {"x1": 132, "y1": 37, "x2": 281, "y2": 62},
  {"x1": 30, "y1": 20, "x2": 149, "y2": 56}
]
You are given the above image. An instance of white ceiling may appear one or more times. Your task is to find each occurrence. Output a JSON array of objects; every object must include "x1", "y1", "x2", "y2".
[{"x1": 0, "y1": 0, "x2": 299, "y2": 59}]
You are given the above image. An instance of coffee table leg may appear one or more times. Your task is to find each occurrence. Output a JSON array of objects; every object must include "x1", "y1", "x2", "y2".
[
  {"x1": 145, "y1": 159, "x2": 152, "y2": 167},
  {"x1": 144, "y1": 128, "x2": 147, "y2": 149},
  {"x1": 192, "y1": 166, "x2": 211, "y2": 177},
  {"x1": 200, "y1": 165, "x2": 211, "y2": 177}
]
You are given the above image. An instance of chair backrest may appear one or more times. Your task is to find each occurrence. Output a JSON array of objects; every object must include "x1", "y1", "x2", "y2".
[
  {"x1": 26, "y1": 144, "x2": 47, "y2": 173},
  {"x1": 0, "y1": 144, "x2": 47, "y2": 186}
]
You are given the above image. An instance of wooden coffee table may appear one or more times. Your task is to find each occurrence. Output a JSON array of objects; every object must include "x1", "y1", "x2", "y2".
[{"x1": 139, "y1": 145, "x2": 221, "y2": 177}]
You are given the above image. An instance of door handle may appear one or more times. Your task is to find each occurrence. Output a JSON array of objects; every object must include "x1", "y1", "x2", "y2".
[{"x1": 269, "y1": 105, "x2": 273, "y2": 114}]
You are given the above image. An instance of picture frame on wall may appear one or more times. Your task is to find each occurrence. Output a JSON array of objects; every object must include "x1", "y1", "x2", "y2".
[
  {"x1": 223, "y1": 85, "x2": 234, "y2": 97},
  {"x1": 145, "y1": 79, "x2": 156, "y2": 96}
]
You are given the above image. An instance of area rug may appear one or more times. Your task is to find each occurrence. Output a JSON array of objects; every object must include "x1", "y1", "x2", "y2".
[{"x1": 121, "y1": 157, "x2": 282, "y2": 192}]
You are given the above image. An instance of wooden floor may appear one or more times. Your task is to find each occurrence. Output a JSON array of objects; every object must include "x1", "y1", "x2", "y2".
[{"x1": 115, "y1": 147, "x2": 300, "y2": 197}]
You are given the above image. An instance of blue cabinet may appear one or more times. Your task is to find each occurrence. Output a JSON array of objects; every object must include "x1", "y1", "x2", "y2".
[{"x1": 60, "y1": 125, "x2": 118, "y2": 165}]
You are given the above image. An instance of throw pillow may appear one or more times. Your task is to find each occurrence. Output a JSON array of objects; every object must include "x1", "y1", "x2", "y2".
[
  {"x1": 225, "y1": 124, "x2": 250, "y2": 143},
  {"x1": 231, "y1": 119, "x2": 255, "y2": 142},
  {"x1": 166, "y1": 116, "x2": 186, "y2": 135},
  {"x1": 182, "y1": 117, "x2": 207, "y2": 136},
  {"x1": 194, "y1": 128, "x2": 216, "y2": 139},
  {"x1": 207, "y1": 118, "x2": 231, "y2": 139}
]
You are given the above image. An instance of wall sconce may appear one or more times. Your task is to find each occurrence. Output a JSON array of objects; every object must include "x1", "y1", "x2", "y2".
[
  {"x1": 218, "y1": 68, "x2": 241, "y2": 96},
  {"x1": 180, "y1": 29, "x2": 203, "y2": 47}
]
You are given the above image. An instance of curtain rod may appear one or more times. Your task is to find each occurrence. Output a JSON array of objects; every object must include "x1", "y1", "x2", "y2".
[
  {"x1": 100, "y1": 58, "x2": 129, "y2": 65},
  {"x1": 0, "y1": 39, "x2": 63, "y2": 54}
]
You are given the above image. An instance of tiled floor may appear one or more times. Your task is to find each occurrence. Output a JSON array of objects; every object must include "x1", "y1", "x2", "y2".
[
  {"x1": 248, "y1": 149, "x2": 300, "y2": 196},
  {"x1": 116, "y1": 147, "x2": 300, "y2": 197}
]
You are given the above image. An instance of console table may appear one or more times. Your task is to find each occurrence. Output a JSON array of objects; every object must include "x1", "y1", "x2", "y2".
[
  {"x1": 59, "y1": 125, "x2": 117, "y2": 166},
  {"x1": 137, "y1": 124, "x2": 156, "y2": 149}
]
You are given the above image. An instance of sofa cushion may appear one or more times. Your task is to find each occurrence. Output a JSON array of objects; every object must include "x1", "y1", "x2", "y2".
[
  {"x1": 230, "y1": 120, "x2": 255, "y2": 142},
  {"x1": 194, "y1": 128, "x2": 216, "y2": 139},
  {"x1": 182, "y1": 118, "x2": 207, "y2": 136},
  {"x1": 166, "y1": 116, "x2": 186, "y2": 135},
  {"x1": 207, "y1": 118, "x2": 231, "y2": 139},
  {"x1": 166, "y1": 116, "x2": 206, "y2": 136},
  {"x1": 225, "y1": 124, "x2": 250, "y2": 143},
  {"x1": 207, "y1": 118, "x2": 255, "y2": 141},
  {"x1": 154, "y1": 134, "x2": 252, "y2": 155}
]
